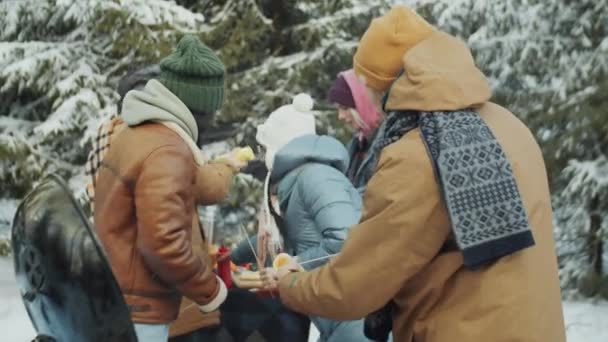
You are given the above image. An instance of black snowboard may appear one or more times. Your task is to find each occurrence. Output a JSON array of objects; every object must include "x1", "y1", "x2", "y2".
[{"x1": 11, "y1": 174, "x2": 137, "y2": 342}]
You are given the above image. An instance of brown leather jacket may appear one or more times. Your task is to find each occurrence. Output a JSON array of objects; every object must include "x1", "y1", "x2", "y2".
[
  {"x1": 171, "y1": 163, "x2": 236, "y2": 337},
  {"x1": 94, "y1": 122, "x2": 220, "y2": 324},
  {"x1": 169, "y1": 216, "x2": 221, "y2": 337}
]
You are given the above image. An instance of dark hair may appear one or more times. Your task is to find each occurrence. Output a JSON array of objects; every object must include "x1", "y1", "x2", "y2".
[
  {"x1": 116, "y1": 65, "x2": 161, "y2": 113},
  {"x1": 190, "y1": 111, "x2": 214, "y2": 147}
]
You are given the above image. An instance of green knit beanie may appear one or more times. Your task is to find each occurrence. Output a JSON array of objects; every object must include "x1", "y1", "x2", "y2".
[{"x1": 159, "y1": 34, "x2": 225, "y2": 114}]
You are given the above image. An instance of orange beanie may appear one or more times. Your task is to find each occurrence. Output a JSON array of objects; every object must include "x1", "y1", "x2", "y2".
[{"x1": 353, "y1": 5, "x2": 434, "y2": 91}]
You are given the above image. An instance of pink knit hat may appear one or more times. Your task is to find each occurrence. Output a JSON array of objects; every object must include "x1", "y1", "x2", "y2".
[{"x1": 340, "y1": 69, "x2": 382, "y2": 138}]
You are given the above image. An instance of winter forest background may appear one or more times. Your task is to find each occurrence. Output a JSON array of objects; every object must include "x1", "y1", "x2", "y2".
[{"x1": 0, "y1": 0, "x2": 607, "y2": 299}]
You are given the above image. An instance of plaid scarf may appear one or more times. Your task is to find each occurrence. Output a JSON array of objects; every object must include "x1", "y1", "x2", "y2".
[
  {"x1": 369, "y1": 109, "x2": 535, "y2": 267},
  {"x1": 85, "y1": 117, "x2": 125, "y2": 215},
  {"x1": 84, "y1": 117, "x2": 205, "y2": 218}
]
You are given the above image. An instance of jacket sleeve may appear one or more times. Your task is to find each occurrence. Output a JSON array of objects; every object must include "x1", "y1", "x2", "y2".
[
  {"x1": 293, "y1": 167, "x2": 362, "y2": 270},
  {"x1": 195, "y1": 161, "x2": 236, "y2": 205},
  {"x1": 230, "y1": 235, "x2": 258, "y2": 265},
  {"x1": 278, "y1": 146, "x2": 450, "y2": 320},
  {"x1": 135, "y1": 145, "x2": 221, "y2": 306}
]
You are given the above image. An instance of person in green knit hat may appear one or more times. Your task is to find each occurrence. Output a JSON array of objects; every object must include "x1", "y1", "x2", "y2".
[
  {"x1": 122, "y1": 33, "x2": 226, "y2": 144},
  {"x1": 93, "y1": 34, "x2": 240, "y2": 342}
]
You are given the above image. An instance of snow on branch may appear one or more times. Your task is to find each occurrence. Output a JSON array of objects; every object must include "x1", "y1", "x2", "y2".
[
  {"x1": 563, "y1": 156, "x2": 608, "y2": 200},
  {"x1": 0, "y1": 42, "x2": 89, "y2": 94},
  {"x1": 106, "y1": 0, "x2": 206, "y2": 30}
]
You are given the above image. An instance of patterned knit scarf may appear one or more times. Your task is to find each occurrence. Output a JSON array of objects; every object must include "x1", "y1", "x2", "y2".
[{"x1": 368, "y1": 109, "x2": 535, "y2": 268}]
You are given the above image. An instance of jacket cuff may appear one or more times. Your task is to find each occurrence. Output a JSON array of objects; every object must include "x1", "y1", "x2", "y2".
[{"x1": 199, "y1": 275, "x2": 228, "y2": 313}]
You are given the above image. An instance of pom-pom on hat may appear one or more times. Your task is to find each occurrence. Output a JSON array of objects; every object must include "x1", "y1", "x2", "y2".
[{"x1": 256, "y1": 93, "x2": 316, "y2": 169}]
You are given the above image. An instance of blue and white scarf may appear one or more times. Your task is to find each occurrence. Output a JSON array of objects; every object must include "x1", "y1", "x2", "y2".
[{"x1": 364, "y1": 109, "x2": 535, "y2": 268}]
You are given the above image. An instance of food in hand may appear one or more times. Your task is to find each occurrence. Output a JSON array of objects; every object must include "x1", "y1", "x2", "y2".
[
  {"x1": 231, "y1": 268, "x2": 264, "y2": 289},
  {"x1": 239, "y1": 270, "x2": 261, "y2": 281},
  {"x1": 272, "y1": 253, "x2": 292, "y2": 271},
  {"x1": 235, "y1": 147, "x2": 255, "y2": 162},
  {"x1": 214, "y1": 147, "x2": 255, "y2": 166}
]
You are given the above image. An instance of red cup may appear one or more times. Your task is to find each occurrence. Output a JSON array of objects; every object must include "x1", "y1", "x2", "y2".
[{"x1": 217, "y1": 245, "x2": 232, "y2": 288}]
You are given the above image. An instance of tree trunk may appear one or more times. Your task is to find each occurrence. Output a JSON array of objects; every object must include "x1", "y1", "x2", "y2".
[{"x1": 589, "y1": 195, "x2": 603, "y2": 276}]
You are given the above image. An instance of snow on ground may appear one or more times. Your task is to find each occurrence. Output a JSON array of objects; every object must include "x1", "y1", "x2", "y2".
[
  {"x1": 0, "y1": 199, "x2": 18, "y2": 239},
  {"x1": 563, "y1": 298, "x2": 608, "y2": 342},
  {"x1": 0, "y1": 258, "x2": 35, "y2": 342},
  {"x1": 308, "y1": 324, "x2": 320, "y2": 342},
  {"x1": 0, "y1": 257, "x2": 605, "y2": 341}
]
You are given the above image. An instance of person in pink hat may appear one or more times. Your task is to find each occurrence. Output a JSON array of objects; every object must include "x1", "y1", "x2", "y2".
[
  {"x1": 328, "y1": 69, "x2": 383, "y2": 192},
  {"x1": 328, "y1": 70, "x2": 393, "y2": 340}
]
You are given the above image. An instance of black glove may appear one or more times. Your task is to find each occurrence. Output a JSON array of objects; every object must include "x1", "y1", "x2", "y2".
[
  {"x1": 364, "y1": 302, "x2": 394, "y2": 342},
  {"x1": 240, "y1": 159, "x2": 268, "y2": 182}
]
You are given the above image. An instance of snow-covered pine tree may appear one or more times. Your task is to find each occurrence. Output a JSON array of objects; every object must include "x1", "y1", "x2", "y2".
[
  {"x1": 555, "y1": 156, "x2": 608, "y2": 298},
  {"x1": 409, "y1": 0, "x2": 608, "y2": 121},
  {"x1": 0, "y1": 0, "x2": 392, "y2": 251},
  {"x1": 0, "y1": 0, "x2": 208, "y2": 250},
  {"x1": 551, "y1": 83, "x2": 608, "y2": 298},
  {"x1": 2, "y1": 0, "x2": 607, "y2": 294}
]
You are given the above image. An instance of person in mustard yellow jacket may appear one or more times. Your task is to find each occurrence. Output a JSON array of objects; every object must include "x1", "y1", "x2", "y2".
[{"x1": 266, "y1": 6, "x2": 566, "y2": 342}]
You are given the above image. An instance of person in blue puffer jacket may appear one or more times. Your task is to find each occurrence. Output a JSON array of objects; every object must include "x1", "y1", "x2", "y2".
[{"x1": 230, "y1": 93, "x2": 372, "y2": 342}]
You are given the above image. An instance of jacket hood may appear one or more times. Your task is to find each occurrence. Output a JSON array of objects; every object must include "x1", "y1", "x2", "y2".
[
  {"x1": 270, "y1": 135, "x2": 349, "y2": 182},
  {"x1": 384, "y1": 31, "x2": 492, "y2": 112},
  {"x1": 121, "y1": 79, "x2": 199, "y2": 140}
]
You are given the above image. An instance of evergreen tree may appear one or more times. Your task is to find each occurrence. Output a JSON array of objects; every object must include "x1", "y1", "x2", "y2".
[
  {"x1": 0, "y1": 0, "x2": 207, "y2": 199},
  {"x1": 0, "y1": 0, "x2": 390, "y2": 250},
  {"x1": 1, "y1": 0, "x2": 607, "y2": 298},
  {"x1": 0, "y1": 0, "x2": 208, "y2": 253}
]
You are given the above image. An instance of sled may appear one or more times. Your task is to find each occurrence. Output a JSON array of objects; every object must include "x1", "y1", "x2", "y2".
[{"x1": 11, "y1": 174, "x2": 138, "y2": 342}]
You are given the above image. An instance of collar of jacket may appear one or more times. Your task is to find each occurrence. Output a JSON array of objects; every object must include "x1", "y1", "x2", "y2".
[{"x1": 121, "y1": 79, "x2": 199, "y2": 141}]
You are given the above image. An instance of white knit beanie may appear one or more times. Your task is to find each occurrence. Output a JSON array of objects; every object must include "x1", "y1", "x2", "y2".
[{"x1": 256, "y1": 93, "x2": 316, "y2": 170}]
